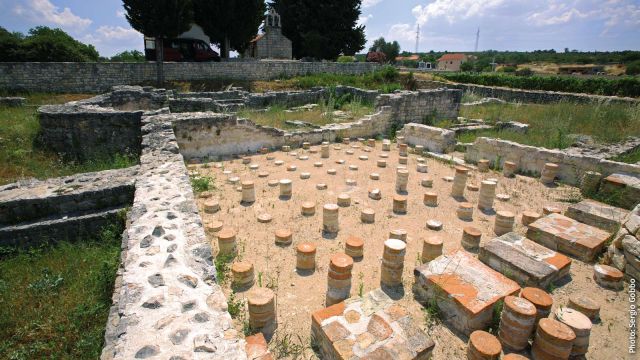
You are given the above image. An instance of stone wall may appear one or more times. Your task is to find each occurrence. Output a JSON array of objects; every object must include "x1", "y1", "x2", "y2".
[
  {"x1": 101, "y1": 113, "x2": 246, "y2": 359},
  {"x1": 419, "y1": 80, "x2": 639, "y2": 105},
  {"x1": 604, "y1": 204, "x2": 640, "y2": 281},
  {"x1": 399, "y1": 123, "x2": 456, "y2": 153},
  {"x1": 0, "y1": 167, "x2": 137, "y2": 247},
  {"x1": 37, "y1": 104, "x2": 144, "y2": 162},
  {"x1": 465, "y1": 137, "x2": 640, "y2": 185},
  {"x1": 172, "y1": 109, "x2": 393, "y2": 160},
  {"x1": 375, "y1": 88, "x2": 462, "y2": 126},
  {"x1": 0, "y1": 61, "x2": 379, "y2": 93}
]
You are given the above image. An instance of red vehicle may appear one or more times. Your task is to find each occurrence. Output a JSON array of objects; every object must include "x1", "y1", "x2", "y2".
[{"x1": 144, "y1": 37, "x2": 220, "y2": 62}]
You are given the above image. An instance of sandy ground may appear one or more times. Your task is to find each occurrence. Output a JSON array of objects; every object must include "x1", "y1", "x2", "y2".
[{"x1": 192, "y1": 142, "x2": 633, "y2": 359}]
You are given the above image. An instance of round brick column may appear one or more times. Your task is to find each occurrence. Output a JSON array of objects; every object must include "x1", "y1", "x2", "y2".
[
  {"x1": 217, "y1": 228, "x2": 237, "y2": 256},
  {"x1": 248, "y1": 287, "x2": 276, "y2": 329},
  {"x1": 393, "y1": 195, "x2": 407, "y2": 214},
  {"x1": 531, "y1": 318, "x2": 576, "y2": 360},
  {"x1": 503, "y1": 161, "x2": 517, "y2": 178},
  {"x1": 321, "y1": 142, "x2": 330, "y2": 158},
  {"x1": 323, "y1": 203, "x2": 339, "y2": 233},
  {"x1": 520, "y1": 287, "x2": 553, "y2": 326},
  {"x1": 451, "y1": 166, "x2": 469, "y2": 198},
  {"x1": 540, "y1": 162, "x2": 559, "y2": 185},
  {"x1": 231, "y1": 261, "x2": 254, "y2": 288},
  {"x1": 421, "y1": 236, "x2": 443, "y2": 263},
  {"x1": 521, "y1": 211, "x2": 542, "y2": 226},
  {"x1": 381, "y1": 239, "x2": 406, "y2": 288},
  {"x1": 296, "y1": 242, "x2": 316, "y2": 271},
  {"x1": 326, "y1": 253, "x2": 353, "y2": 306},
  {"x1": 494, "y1": 211, "x2": 515, "y2": 235},
  {"x1": 241, "y1": 181, "x2": 255, "y2": 204},
  {"x1": 396, "y1": 169, "x2": 409, "y2": 192},
  {"x1": 467, "y1": 330, "x2": 501, "y2": 360},
  {"x1": 498, "y1": 296, "x2": 537, "y2": 351},
  {"x1": 554, "y1": 307, "x2": 592, "y2": 357},
  {"x1": 461, "y1": 226, "x2": 482, "y2": 252},
  {"x1": 478, "y1": 180, "x2": 497, "y2": 210}
]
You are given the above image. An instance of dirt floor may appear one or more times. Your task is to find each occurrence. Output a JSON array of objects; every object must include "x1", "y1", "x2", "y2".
[{"x1": 192, "y1": 141, "x2": 633, "y2": 359}]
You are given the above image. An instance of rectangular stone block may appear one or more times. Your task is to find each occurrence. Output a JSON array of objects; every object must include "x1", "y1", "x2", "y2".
[
  {"x1": 527, "y1": 214, "x2": 612, "y2": 262},
  {"x1": 413, "y1": 251, "x2": 520, "y2": 335},
  {"x1": 565, "y1": 199, "x2": 628, "y2": 232},
  {"x1": 601, "y1": 173, "x2": 640, "y2": 210},
  {"x1": 479, "y1": 232, "x2": 571, "y2": 288},
  {"x1": 311, "y1": 289, "x2": 434, "y2": 360}
]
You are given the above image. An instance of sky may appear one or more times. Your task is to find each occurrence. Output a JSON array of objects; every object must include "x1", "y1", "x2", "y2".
[{"x1": 0, "y1": 0, "x2": 639, "y2": 57}]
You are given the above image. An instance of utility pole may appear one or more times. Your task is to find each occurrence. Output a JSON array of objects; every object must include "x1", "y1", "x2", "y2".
[
  {"x1": 474, "y1": 28, "x2": 480, "y2": 53},
  {"x1": 415, "y1": 24, "x2": 420, "y2": 54}
]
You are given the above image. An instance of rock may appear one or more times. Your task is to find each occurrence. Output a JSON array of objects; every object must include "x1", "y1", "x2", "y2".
[
  {"x1": 135, "y1": 345, "x2": 159, "y2": 358},
  {"x1": 152, "y1": 225, "x2": 165, "y2": 237},
  {"x1": 194, "y1": 335, "x2": 217, "y2": 352},
  {"x1": 147, "y1": 273, "x2": 165, "y2": 287},
  {"x1": 178, "y1": 274, "x2": 199, "y2": 288},
  {"x1": 142, "y1": 295, "x2": 164, "y2": 309},
  {"x1": 170, "y1": 329, "x2": 190, "y2": 345}
]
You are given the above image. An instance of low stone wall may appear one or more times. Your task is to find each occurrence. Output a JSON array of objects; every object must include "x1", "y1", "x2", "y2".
[
  {"x1": 0, "y1": 167, "x2": 137, "y2": 247},
  {"x1": 0, "y1": 61, "x2": 379, "y2": 93},
  {"x1": 419, "y1": 80, "x2": 639, "y2": 105},
  {"x1": 465, "y1": 137, "x2": 640, "y2": 185},
  {"x1": 375, "y1": 88, "x2": 462, "y2": 125},
  {"x1": 0, "y1": 96, "x2": 25, "y2": 107},
  {"x1": 37, "y1": 104, "x2": 144, "y2": 162},
  {"x1": 172, "y1": 109, "x2": 393, "y2": 160},
  {"x1": 399, "y1": 123, "x2": 456, "y2": 153},
  {"x1": 604, "y1": 204, "x2": 640, "y2": 281},
  {"x1": 102, "y1": 113, "x2": 246, "y2": 359}
]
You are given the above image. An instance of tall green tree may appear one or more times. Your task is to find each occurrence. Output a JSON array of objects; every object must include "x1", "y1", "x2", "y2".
[
  {"x1": 193, "y1": 0, "x2": 265, "y2": 58},
  {"x1": 369, "y1": 37, "x2": 400, "y2": 64},
  {"x1": 272, "y1": 0, "x2": 366, "y2": 60},
  {"x1": 0, "y1": 26, "x2": 99, "y2": 62},
  {"x1": 122, "y1": 0, "x2": 193, "y2": 84}
]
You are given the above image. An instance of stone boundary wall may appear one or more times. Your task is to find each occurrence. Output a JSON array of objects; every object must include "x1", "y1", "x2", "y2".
[
  {"x1": 102, "y1": 113, "x2": 246, "y2": 359},
  {"x1": 399, "y1": 123, "x2": 456, "y2": 153},
  {"x1": 0, "y1": 61, "x2": 379, "y2": 93},
  {"x1": 465, "y1": 137, "x2": 640, "y2": 185},
  {"x1": 418, "y1": 80, "x2": 639, "y2": 105},
  {"x1": 172, "y1": 109, "x2": 393, "y2": 160},
  {"x1": 375, "y1": 88, "x2": 462, "y2": 125},
  {"x1": 0, "y1": 167, "x2": 137, "y2": 247},
  {"x1": 604, "y1": 204, "x2": 640, "y2": 281},
  {"x1": 37, "y1": 105, "x2": 145, "y2": 162}
]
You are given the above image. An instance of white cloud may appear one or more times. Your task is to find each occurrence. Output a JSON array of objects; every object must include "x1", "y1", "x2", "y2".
[
  {"x1": 528, "y1": 7, "x2": 587, "y2": 26},
  {"x1": 362, "y1": 0, "x2": 384, "y2": 8},
  {"x1": 358, "y1": 14, "x2": 373, "y2": 26},
  {"x1": 387, "y1": 23, "x2": 418, "y2": 42},
  {"x1": 116, "y1": 10, "x2": 126, "y2": 19},
  {"x1": 14, "y1": 0, "x2": 92, "y2": 30},
  {"x1": 412, "y1": 0, "x2": 507, "y2": 26},
  {"x1": 82, "y1": 26, "x2": 142, "y2": 56}
]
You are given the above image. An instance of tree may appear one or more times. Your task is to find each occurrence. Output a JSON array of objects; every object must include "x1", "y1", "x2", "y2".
[
  {"x1": 272, "y1": 0, "x2": 365, "y2": 60},
  {"x1": 193, "y1": 0, "x2": 265, "y2": 58},
  {"x1": 459, "y1": 61, "x2": 473, "y2": 72},
  {"x1": 110, "y1": 50, "x2": 146, "y2": 62},
  {"x1": 0, "y1": 26, "x2": 99, "y2": 62},
  {"x1": 369, "y1": 37, "x2": 400, "y2": 64},
  {"x1": 122, "y1": 0, "x2": 193, "y2": 85}
]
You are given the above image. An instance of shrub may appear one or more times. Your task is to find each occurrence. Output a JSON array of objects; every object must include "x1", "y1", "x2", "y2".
[
  {"x1": 627, "y1": 60, "x2": 640, "y2": 76},
  {"x1": 438, "y1": 72, "x2": 640, "y2": 97},
  {"x1": 337, "y1": 55, "x2": 355, "y2": 63},
  {"x1": 366, "y1": 51, "x2": 386, "y2": 64}
]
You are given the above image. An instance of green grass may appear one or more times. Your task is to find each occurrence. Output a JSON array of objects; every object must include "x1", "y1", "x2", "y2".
[
  {"x1": 612, "y1": 147, "x2": 640, "y2": 164},
  {"x1": 190, "y1": 174, "x2": 215, "y2": 194},
  {"x1": 238, "y1": 96, "x2": 374, "y2": 130},
  {"x1": 292, "y1": 65, "x2": 403, "y2": 92},
  {"x1": 0, "y1": 93, "x2": 138, "y2": 185},
  {"x1": 457, "y1": 101, "x2": 640, "y2": 149},
  {"x1": 0, "y1": 219, "x2": 124, "y2": 359}
]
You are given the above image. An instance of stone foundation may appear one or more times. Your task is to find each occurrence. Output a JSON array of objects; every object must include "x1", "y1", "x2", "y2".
[
  {"x1": 413, "y1": 251, "x2": 520, "y2": 335},
  {"x1": 399, "y1": 123, "x2": 456, "y2": 153},
  {"x1": 311, "y1": 289, "x2": 435, "y2": 359}
]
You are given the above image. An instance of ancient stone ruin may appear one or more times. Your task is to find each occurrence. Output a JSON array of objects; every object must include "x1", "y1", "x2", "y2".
[{"x1": 1, "y1": 84, "x2": 638, "y2": 359}]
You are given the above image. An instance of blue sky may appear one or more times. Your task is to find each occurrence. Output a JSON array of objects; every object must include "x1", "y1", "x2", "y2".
[{"x1": 1, "y1": 0, "x2": 639, "y2": 56}]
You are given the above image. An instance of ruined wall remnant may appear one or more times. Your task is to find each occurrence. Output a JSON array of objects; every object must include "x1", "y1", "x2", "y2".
[
  {"x1": 375, "y1": 88, "x2": 462, "y2": 126},
  {"x1": 37, "y1": 104, "x2": 144, "y2": 162},
  {"x1": 465, "y1": 137, "x2": 640, "y2": 186},
  {"x1": 0, "y1": 167, "x2": 137, "y2": 247},
  {"x1": 399, "y1": 123, "x2": 456, "y2": 153},
  {"x1": 101, "y1": 113, "x2": 247, "y2": 359}
]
